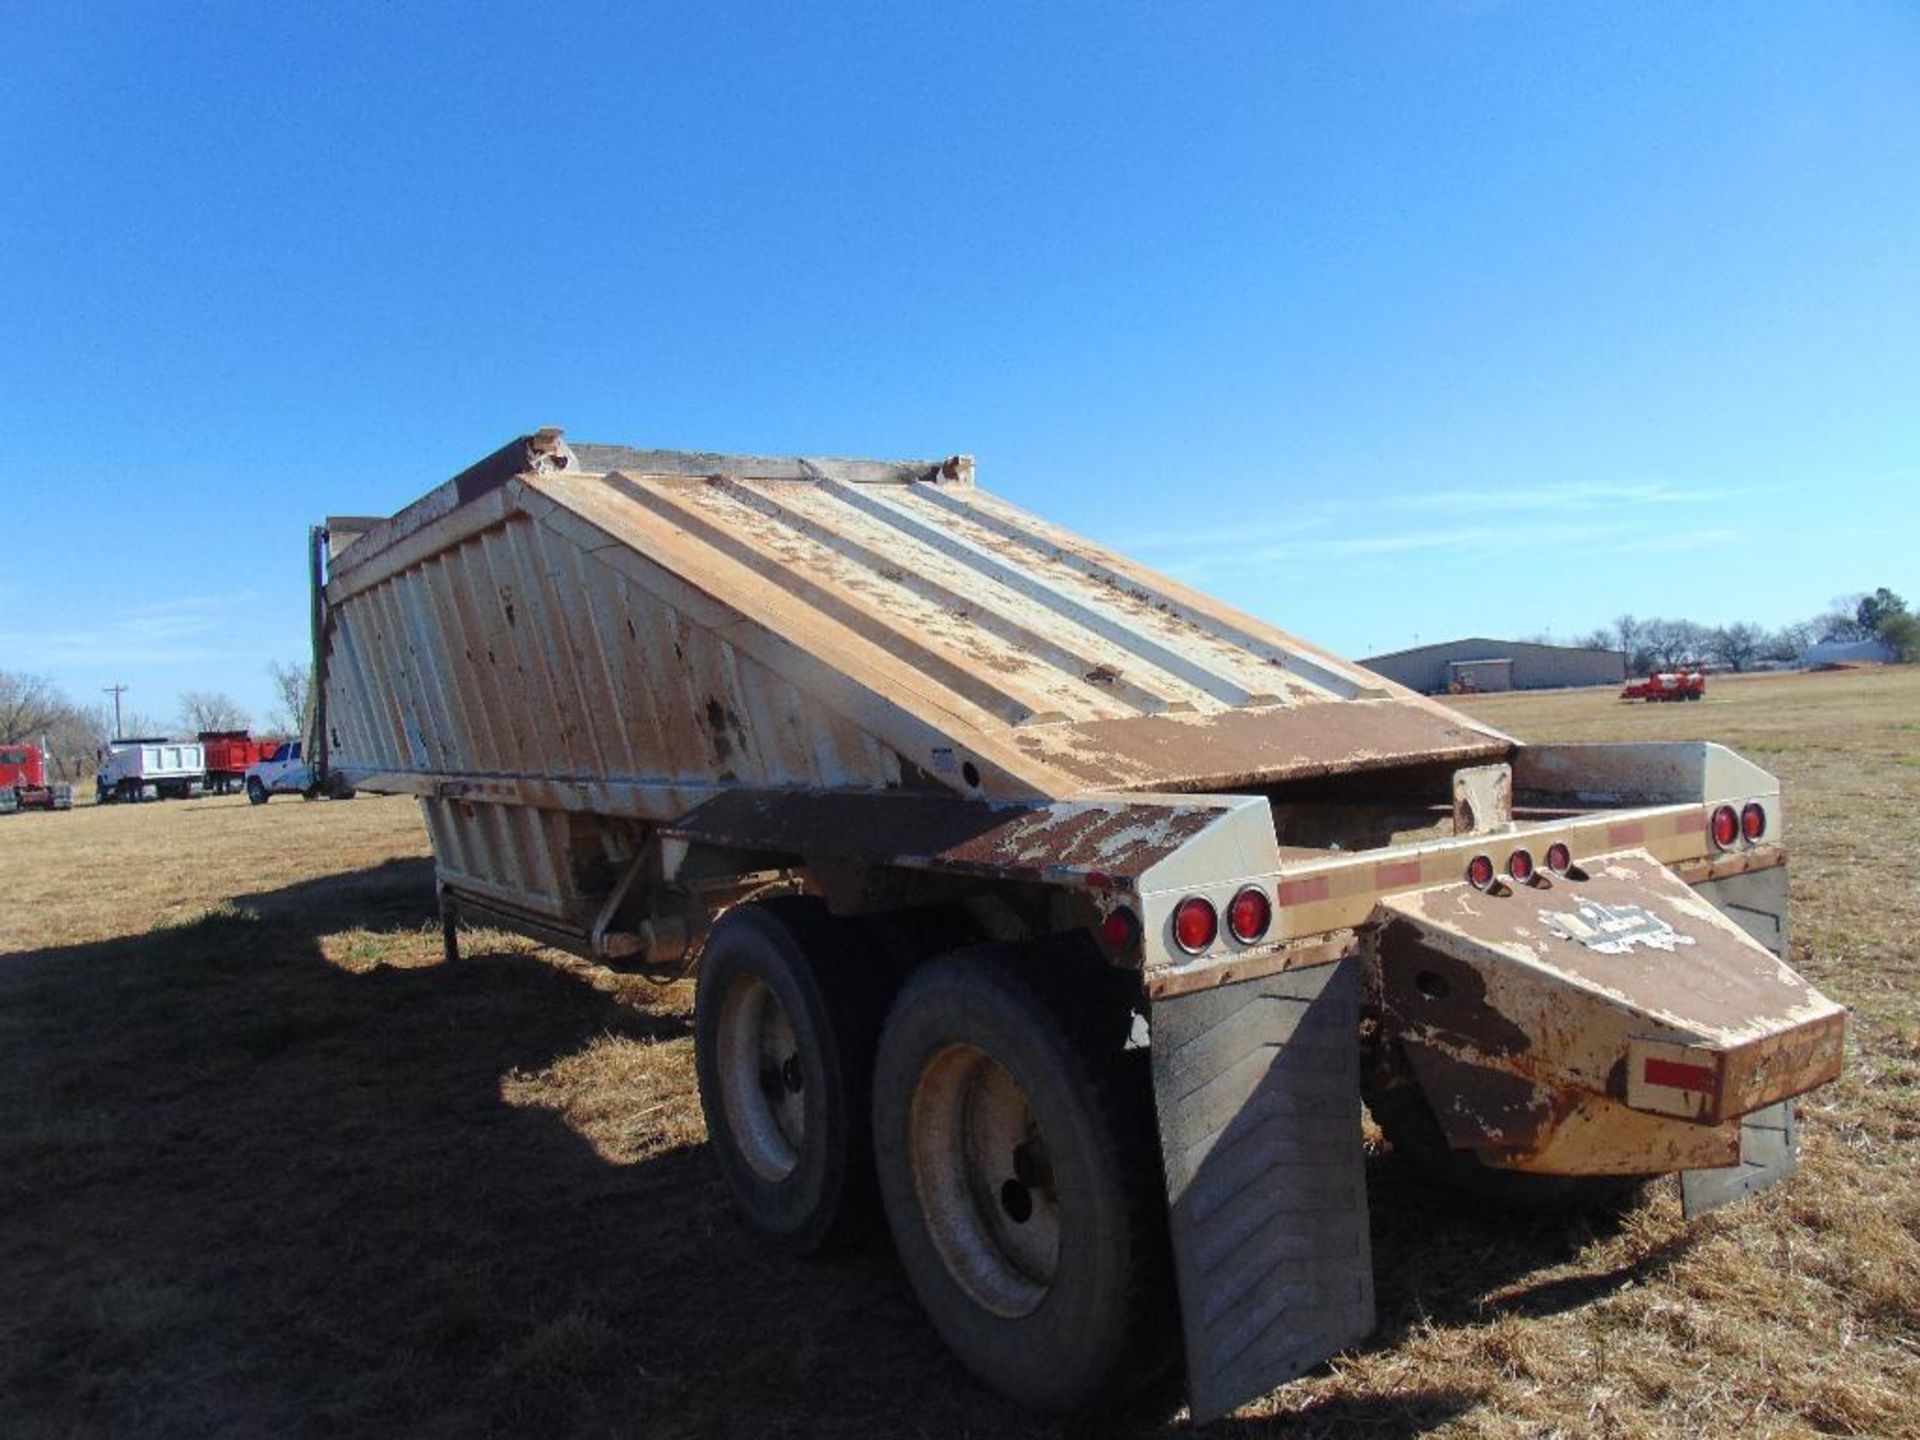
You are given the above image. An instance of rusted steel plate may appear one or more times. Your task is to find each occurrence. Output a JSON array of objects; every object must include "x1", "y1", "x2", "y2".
[
  {"x1": 1014, "y1": 700, "x2": 1508, "y2": 792},
  {"x1": 1369, "y1": 850, "x2": 1844, "y2": 1172},
  {"x1": 662, "y1": 790, "x2": 1232, "y2": 888}
]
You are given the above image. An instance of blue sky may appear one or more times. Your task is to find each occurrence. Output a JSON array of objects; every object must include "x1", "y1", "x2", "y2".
[{"x1": 2, "y1": 3, "x2": 1915, "y2": 728}]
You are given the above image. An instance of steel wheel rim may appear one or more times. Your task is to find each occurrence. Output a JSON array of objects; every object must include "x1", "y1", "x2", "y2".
[
  {"x1": 716, "y1": 974, "x2": 806, "y2": 1182},
  {"x1": 908, "y1": 1042, "x2": 1060, "y2": 1319}
]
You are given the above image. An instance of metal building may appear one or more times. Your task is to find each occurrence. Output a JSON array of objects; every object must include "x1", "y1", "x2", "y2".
[{"x1": 1360, "y1": 637, "x2": 1627, "y2": 695}]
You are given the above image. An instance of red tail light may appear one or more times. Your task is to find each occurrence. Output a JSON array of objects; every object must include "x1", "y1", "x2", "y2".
[
  {"x1": 1227, "y1": 886, "x2": 1272, "y2": 944},
  {"x1": 1172, "y1": 896, "x2": 1218, "y2": 955},
  {"x1": 1467, "y1": 854, "x2": 1496, "y2": 891},
  {"x1": 1097, "y1": 906, "x2": 1139, "y2": 953},
  {"x1": 1742, "y1": 802, "x2": 1766, "y2": 841},
  {"x1": 1710, "y1": 805, "x2": 1739, "y2": 850},
  {"x1": 1545, "y1": 841, "x2": 1572, "y2": 875},
  {"x1": 1507, "y1": 849, "x2": 1534, "y2": 883}
]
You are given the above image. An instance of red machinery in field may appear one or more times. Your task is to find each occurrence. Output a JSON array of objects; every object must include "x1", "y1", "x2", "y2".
[
  {"x1": 0, "y1": 741, "x2": 74, "y2": 813},
  {"x1": 1622, "y1": 669, "x2": 1706, "y2": 702},
  {"x1": 199, "y1": 731, "x2": 280, "y2": 794}
]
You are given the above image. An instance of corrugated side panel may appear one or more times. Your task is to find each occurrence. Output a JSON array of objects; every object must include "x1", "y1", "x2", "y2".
[
  {"x1": 324, "y1": 508, "x2": 901, "y2": 796},
  {"x1": 419, "y1": 798, "x2": 584, "y2": 921},
  {"x1": 1150, "y1": 960, "x2": 1375, "y2": 1423}
]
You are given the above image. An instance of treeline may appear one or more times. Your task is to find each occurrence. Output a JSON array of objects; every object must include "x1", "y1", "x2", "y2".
[
  {"x1": 0, "y1": 665, "x2": 311, "y2": 782},
  {"x1": 1534, "y1": 588, "x2": 1917, "y2": 677}
]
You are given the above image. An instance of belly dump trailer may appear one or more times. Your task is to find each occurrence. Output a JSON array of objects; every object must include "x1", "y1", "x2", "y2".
[{"x1": 313, "y1": 430, "x2": 1844, "y2": 1421}]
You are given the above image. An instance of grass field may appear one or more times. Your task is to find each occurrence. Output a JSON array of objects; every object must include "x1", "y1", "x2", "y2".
[{"x1": 2, "y1": 668, "x2": 1916, "y2": 1438}]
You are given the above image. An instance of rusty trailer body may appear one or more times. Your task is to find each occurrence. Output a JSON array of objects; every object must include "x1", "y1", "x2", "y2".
[{"x1": 314, "y1": 431, "x2": 1843, "y2": 1422}]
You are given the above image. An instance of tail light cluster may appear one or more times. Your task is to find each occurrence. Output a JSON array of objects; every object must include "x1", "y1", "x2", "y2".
[
  {"x1": 1710, "y1": 801, "x2": 1769, "y2": 851},
  {"x1": 1469, "y1": 843, "x2": 1576, "y2": 891},
  {"x1": 1155, "y1": 834, "x2": 1593, "y2": 956},
  {"x1": 1165, "y1": 885, "x2": 1274, "y2": 957}
]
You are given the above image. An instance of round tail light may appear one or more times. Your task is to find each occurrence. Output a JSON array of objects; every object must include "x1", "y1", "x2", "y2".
[
  {"x1": 1545, "y1": 842, "x2": 1572, "y2": 875},
  {"x1": 1097, "y1": 906, "x2": 1139, "y2": 952},
  {"x1": 1507, "y1": 849, "x2": 1534, "y2": 883},
  {"x1": 1227, "y1": 886, "x2": 1272, "y2": 944},
  {"x1": 1742, "y1": 802, "x2": 1767, "y2": 841},
  {"x1": 1172, "y1": 896, "x2": 1218, "y2": 955},
  {"x1": 1710, "y1": 805, "x2": 1739, "y2": 850},
  {"x1": 1467, "y1": 854, "x2": 1496, "y2": 891}
]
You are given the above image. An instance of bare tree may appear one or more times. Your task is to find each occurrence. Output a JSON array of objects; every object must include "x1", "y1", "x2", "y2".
[
  {"x1": 268, "y1": 661, "x2": 313, "y2": 737},
  {"x1": 178, "y1": 690, "x2": 251, "y2": 734},
  {"x1": 1707, "y1": 622, "x2": 1765, "y2": 673},
  {"x1": 1817, "y1": 594, "x2": 1869, "y2": 643},
  {"x1": 1763, "y1": 622, "x2": 1814, "y2": 664},
  {"x1": 0, "y1": 671, "x2": 68, "y2": 742},
  {"x1": 1641, "y1": 617, "x2": 1709, "y2": 670}
]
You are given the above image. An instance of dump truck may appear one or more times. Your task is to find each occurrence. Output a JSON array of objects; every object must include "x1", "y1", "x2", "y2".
[
  {"x1": 200, "y1": 730, "x2": 278, "y2": 794},
  {"x1": 312, "y1": 431, "x2": 1844, "y2": 1421},
  {"x1": 96, "y1": 738, "x2": 205, "y2": 802}
]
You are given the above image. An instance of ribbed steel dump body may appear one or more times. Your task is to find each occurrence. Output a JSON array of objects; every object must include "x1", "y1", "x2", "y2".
[{"x1": 322, "y1": 432, "x2": 1506, "y2": 811}]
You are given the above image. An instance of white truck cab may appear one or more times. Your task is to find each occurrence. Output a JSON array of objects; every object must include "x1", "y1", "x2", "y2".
[{"x1": 244, "y1": 741, "x2": 310, "y2": 803}]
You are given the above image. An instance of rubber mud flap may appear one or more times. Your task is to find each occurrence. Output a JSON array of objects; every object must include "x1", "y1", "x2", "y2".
[
  {"x1": 1681, "y1": 1101, "x2": 1797, "y2": 1218},
  {"x1": 1149, "y1": 960, "x2": 1374, "y2": 1424}
]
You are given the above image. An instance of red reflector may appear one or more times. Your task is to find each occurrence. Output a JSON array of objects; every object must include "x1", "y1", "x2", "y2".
[
  {"x1": 1466, "y1": 854, "x2": 1495, "y2": 890},
  {"x1": 1097, "y1": 907, "x2": 1138, "y2": 951},
  {"x1": 1545, "y1": 842, "x2": 1572, "y2": 874},
  {"x1": 1709, "y1": 805, "x2": 1739, "y2": 850},
  {"x1": 1226, "y1": 886, "x2": 1272, "y2": 944},
  {"x1": 1172, "y1": 896, "x2": 1217, "y2": 955},
  {"x1": 1742, "y1": 802, "x2": 1766, "y2": 841},
  {"x1": 1644, "y1": 1057, "x2": 1717, "y2": 1094},
  {"x1": 1507, "y1": 849, "x2": 1534, "y2": 883}
]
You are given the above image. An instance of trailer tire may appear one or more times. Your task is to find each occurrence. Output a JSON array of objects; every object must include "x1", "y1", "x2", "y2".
[
  {"x1": 872, "y1": 949, "x2": 1172, "y2": 1414},
  {"x1": 694, "y1": 897, "x2": 883, "y2": 1253},
  {"x1": 246, "y1": 778, "x2": 268, "y2": 805}
]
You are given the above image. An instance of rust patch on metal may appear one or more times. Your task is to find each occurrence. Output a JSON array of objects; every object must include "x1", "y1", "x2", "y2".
[
  {"x1": 1367, "y1": 855, "x2": 1846, "y2": 1174},
  {"x1": 1015, "y1": 699, "x2": 1510, "y2": 793},
  {"x1": 1375, "y1": 917, "x2": 1536, "y2": 1058},
  {"x1": 1451, "y1": 763, "x2": 1513, "y2": 835},
  {"x1": 663, "y1": 790, "x2": 1223, "y2": 888},
  {"x1": 1401, "y1": 1041, "x2": 1552, "y2": 1150},
  {"x1": 1144, "y1": 928, "x2": 1357, "y2": 998}
]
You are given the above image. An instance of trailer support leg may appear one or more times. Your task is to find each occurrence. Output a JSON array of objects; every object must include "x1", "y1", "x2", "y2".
[{"x1": 439, "y1": 886, "x2": 460, "y2": 964}]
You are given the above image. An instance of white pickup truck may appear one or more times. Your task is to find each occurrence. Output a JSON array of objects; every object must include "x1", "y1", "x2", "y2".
[{"x1": 244, "y1": 740, "x2": 311, "y2": 804}]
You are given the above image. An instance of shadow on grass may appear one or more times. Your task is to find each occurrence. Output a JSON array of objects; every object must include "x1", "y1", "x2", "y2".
[{"x1": 0, "y1": 858, "x2": 1668, "y2": 1440}]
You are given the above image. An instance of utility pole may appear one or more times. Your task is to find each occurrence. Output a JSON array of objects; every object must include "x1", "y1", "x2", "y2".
[{"x1": 103, "y1": 683, "x2": 128, "y2": 740}]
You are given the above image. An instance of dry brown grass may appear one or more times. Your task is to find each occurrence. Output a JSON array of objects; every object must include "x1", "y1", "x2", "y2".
[{"x1": 1, "y1": 668, "x2": 1915, "y2": 1437}]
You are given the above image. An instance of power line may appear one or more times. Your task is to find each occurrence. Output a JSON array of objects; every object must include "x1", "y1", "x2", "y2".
[{"x1": 103, "y1": 683, "x2": 128, "y2": 739}]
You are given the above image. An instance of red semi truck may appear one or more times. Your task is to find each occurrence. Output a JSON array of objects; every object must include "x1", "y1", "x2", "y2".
[{"x1": 0, "y1": 741, "x2": 74, "y2": 814}]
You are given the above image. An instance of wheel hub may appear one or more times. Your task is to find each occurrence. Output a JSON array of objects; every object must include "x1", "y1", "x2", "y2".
[
  {"x1": 908, "y1": 1043, "x2": 1061, "y2": 1319},
  {"x1": 717, "y1": 975, "x2": 807, "y2": 1182}
]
